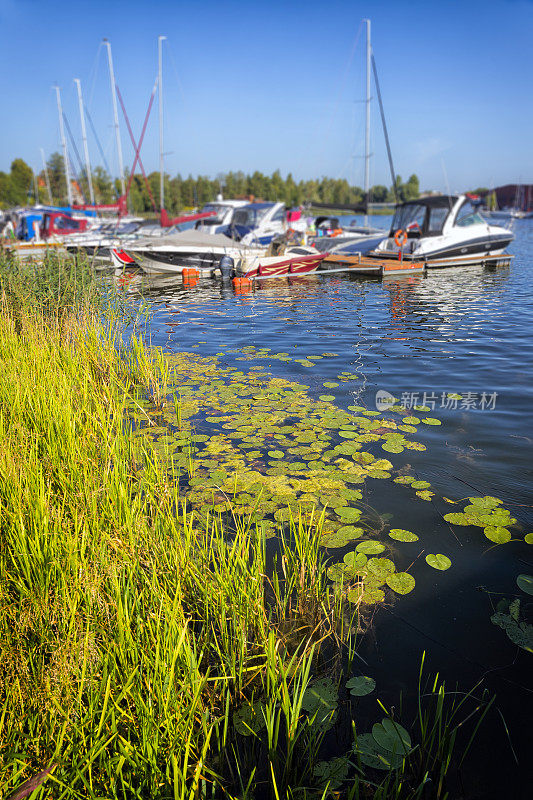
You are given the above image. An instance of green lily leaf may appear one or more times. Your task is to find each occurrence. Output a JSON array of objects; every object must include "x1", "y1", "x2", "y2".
[
  {"x1": 356, "y1": 540, "x2": 386, "y2": 555},
  {"x1": 346, "y1": 675, "x2": 376, "y2": 696},
  {"x1": 389, "y1": 528, "x2": 419, "y2": 542},
  {"x1": 353, "y1": 733, "x2": 404, "y2": 770},
  {"x1": 372, "y1": 718, "x2": 412, "y2": 754},
  {"x1": 386, "y1": 572, "x2": 415, "y2": 595},
  {"x1": 426, "y1": 553, "x2": 452, "y2": 571},
  {"x1": 517, "y1": 574, "x2": 533, "y2": 596},
  {"x1": 484, "y1": 526, "x2": 511, "y2": 544}
]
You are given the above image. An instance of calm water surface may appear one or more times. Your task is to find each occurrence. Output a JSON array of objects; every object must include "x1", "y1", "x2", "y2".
[{"x1": 117, "y1": 217, "x2": 533, "y2": 797}]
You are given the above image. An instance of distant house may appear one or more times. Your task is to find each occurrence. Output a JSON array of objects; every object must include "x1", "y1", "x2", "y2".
[{"x1": 482, "y1": 184, "x2": 533, "y2": 212}]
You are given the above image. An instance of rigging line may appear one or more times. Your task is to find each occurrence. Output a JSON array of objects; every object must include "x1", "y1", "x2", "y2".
[
  {"x1": 371, "y1": 52, "x2": 398, "y2": 203},
  {"x1": 62, "y1": 113, "x2": 88, "y2": 203},
  {"x1": 115, "y1": 80, "x2": 158, "y2": 211},
  {"x1": 84, "y1": 106, "x2": 117, "y2": 196},
  {"x1": 88, "y1": 41, "x2": 104, "y2": 111}
]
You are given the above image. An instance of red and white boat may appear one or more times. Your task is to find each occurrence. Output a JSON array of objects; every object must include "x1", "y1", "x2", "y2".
[
  {"x1": 114, "y1": 230, "x2": 327, "y2": 279},
  {"x1": 239, "y1": 250, "x2": 327, "y2": 279}
]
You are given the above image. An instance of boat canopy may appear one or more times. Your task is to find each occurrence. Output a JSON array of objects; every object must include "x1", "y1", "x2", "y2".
[
  {"x1": 390, "y1": 196, "x2": 458, "y2": 238},
  {"x1": 133, "y1": 230, "x2": 251, "y2": 250}
]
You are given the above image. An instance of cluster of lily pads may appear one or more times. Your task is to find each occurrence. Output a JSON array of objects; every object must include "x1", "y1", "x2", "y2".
[
  {"x1": 127, "y1": 346, "x2": 529, "y2": 609},
  {"x1": 491, "y1": 574, "x2": 533, "y2": 653},
  {"x1": 443, "y1": 495, "x2": 523, "y2": 544}
]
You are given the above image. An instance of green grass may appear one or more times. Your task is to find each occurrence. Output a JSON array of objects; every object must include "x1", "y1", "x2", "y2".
[
  {"x1": 0, "y1": 255, "x2": 345, "y2": 798},
  {"x1": 0, "y1": 254, "x2": 501, "y2": 799}
]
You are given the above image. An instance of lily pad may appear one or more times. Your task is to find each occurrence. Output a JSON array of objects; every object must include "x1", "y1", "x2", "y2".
[
  {"x1": 234, "y1": 701, "x2": 266, "y2": 736},
  {"x1": 346, "y1": 675, "x2": 376, "y2": 697},
  {"x1": 382, "y1": 441, "x2": 404, "y2": 453},
  {"x1": 323, "y1": 382, "x2": 340, "y2": 388},
  {"x1": 517, "y1": 574, "x2": 533, "y2": 595},
  {"x1": 268, "y1": 450, "x2": 284, "y2": 459},
  {"x1": 426, "y1": 553, "x2": 452, "y2": 571},
  {"x1": 335, "y1": 507, "x2": 362, "y2": 522},
  {"x1": 393, "y1": 475, "x2": 415, "y2": 484},
  {"x1": 443, "y1": 512, "x2": 473, "y2": 525},
  {"x1": 353, "y1": 733, "x2": 404, "y2": 770},
  {"x1": 411, "y1": 480, "x2": 431, "y2": 489},
  {"x1": 421, "y1": 417, "x2": 441, "y2": 425},
  {"x1": 367, "y1": 557, "x2": 396, "y2": 579},
  {"x1": 386, "y1": 572, "x2": 415, "y2": 595},
  {"x1": 302, "y1": 678, "x2": 338, "y2": 728},
  {"x1": 524, "y1": 533, "x2": 533, "y2": 544},
  {"x1": 356, "y1": 540, "x2": 386, "y2": 555},
  {"x1": 372, "y1": 718, "x2": 412, "y2": 754},
  {"x1": 338, "y1": 525, "x2": 365, "y2": 540},
  {"x1": 360, "y1": 587, "x2": 385, "y2": 604},
  {"x1": 484, "y1": 526, "x2": 511, "y2": 544},
  {"x1": 319, "y1": 395, "x2": 336, "y2": 402},
  {"x1": 313, "y1": 756, "x2": 350, "y2": 789},
  {"x1": 389, "y1": 528, "x2": 419, "y2": 542},
  {"x1": 344, "y1": 551, "x2": 368, "y2": 569}
]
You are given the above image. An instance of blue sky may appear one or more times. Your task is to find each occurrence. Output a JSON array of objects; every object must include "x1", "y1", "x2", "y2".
[{"x1": 0, "y1": 0, "x2": 531, "y2": 192}]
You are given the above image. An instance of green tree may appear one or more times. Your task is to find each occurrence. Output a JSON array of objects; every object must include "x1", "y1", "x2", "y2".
[{"x1": 8, "y1": 159, "x2": 33, "y2": 205}]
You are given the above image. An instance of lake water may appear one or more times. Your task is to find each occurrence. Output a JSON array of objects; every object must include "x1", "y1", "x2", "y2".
[{"x1": 117, "y1": 217, "x2": 532, "y2": 798}]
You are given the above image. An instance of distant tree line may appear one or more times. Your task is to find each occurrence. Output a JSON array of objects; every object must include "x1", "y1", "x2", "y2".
[{"x1": 0, "y1": 154, "x2": 420, "y2": 212}]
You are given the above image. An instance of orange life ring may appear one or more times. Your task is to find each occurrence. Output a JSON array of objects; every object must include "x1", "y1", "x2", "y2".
[{"x1": 394, "y1": 229, "x2": 408, "y2": 247}]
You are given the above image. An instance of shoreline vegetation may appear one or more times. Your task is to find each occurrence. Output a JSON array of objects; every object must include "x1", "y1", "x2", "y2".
[
  {"x1": 0, "y1": 255, "x2": 503, "y2": 798},
  {"x1": 0, "y1": 155, "x2": 420, "y2": 213}
]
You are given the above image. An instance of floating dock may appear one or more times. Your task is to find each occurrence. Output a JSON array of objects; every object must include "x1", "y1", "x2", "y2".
[{"x1": 320, "y1": 251, "x2": 513, "y2": 277}]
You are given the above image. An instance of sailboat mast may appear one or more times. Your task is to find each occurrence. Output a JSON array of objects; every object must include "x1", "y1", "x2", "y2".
[
  {"x1": 74, "y1": 78, "x2": 95, "y2": 205},
  {"x1": 55, "y1": 85, "x2": 73, "y2": 207},
  {"x1": 158, "y1": 35, "x2": 166, "y2": 211},
  {"x1": 104, "y1": 39, "x2": 126, "y2": 198},
  {"x1": 40, "y1": 147, "x2": 53, "y2": 204},
  {"x1": 364, "y1": 18, "x2": 371, "y2": 227}
]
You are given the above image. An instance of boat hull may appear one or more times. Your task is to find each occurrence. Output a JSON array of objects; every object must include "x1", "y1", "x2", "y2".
[{"x1": 240, "y1": 253, "x2": 327, "y2": 279}]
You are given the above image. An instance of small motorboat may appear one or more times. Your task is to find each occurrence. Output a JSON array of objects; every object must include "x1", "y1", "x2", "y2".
[
  {"x1": 194, "y1": 200, "x2": 248, "y2": 235},
  {"x1": 371, "y1": 195, "x2": 513, "y2": 265},
  {"x1": 117, "y1": 230, "x2": 326, "y2": 280},
  {"x1": 228, "y1": 201, "x2": 288, "y2": 246}
]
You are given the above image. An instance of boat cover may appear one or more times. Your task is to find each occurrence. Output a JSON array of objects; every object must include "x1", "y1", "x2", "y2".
[{"x1": 131, "y1": 230, "x2": 251, "y2": 250}]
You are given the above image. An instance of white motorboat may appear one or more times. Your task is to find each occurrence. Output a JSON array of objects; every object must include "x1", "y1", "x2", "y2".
[
  {"x1": 117, "y1": 230, "x2": 326, "y2": 279},
  {"x1": 194, "y1": 200, "x2": 248, "y2": 235},
  {"x1": 372, "y1": 195, "x2": 513, "y2": 264},
  {"x1": 228, "y1": 202, "x2": 288, "y2": 246}
]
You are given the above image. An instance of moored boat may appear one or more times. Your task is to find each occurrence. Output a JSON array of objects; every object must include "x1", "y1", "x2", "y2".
[{"x1": 371, "y1": 195, "x2": 513, "y2": 265}]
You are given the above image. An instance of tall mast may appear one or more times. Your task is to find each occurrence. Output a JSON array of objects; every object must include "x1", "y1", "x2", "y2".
[
  {"x1": 104, "y1": 38, "x2": 126, "y2": 198},
  {"x1": 74, "y1": 78, "x2": 95, "y2": 205},
  {"x1": 158, "y1": 35, "x2": 166, "y2": 211},
  {"x1": 55, "y1": 85, "x2": 73, "y2": 206},
  {"x1": 364, "y1": 18, "x2": 371, "y2": 227},
  {"x1": 40, "y1": 147, "x2": 53, "y2": 204}
]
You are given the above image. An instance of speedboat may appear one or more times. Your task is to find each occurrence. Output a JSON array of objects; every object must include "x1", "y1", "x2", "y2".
[
  {"x1": 117, "y1": 230, "x2": 326, "y2": 279},
  {"x1": 228, "y1": 201, "x2": 287, "y2": 246},
  {"x1": 194, "y1": 200, "x2": 248, "y2": 235},
  {"x1": 372, "y1": 195, "x2": 513, "y2": 264}
]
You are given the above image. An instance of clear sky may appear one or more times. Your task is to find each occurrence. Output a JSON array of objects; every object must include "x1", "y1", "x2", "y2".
[{"x1": 0, "y1": 0, "x2": 531, "y2": 193}]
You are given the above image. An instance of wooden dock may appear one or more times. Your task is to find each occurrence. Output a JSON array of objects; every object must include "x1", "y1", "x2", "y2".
[{"x1": 320, "y1": 251, "x2": 513, "y2": 277}]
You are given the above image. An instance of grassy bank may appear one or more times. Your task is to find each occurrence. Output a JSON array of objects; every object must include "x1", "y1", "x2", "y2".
[{"x1": 0, "y1": 255, "x2": 497, "y2": 799}]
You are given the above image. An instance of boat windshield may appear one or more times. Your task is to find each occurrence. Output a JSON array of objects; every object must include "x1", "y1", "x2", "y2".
[
  {"x1": 233, "y1": 204, "x2": 272, "y2": 228},
  {"x1": 200, "y1": 204, "x2": 227, "y2": 222},
  {"x1": 391, "y1": 204, "x2": 427, "y2": 233},
  {"x1": 454, "y1": 200, "x2": 485, "y2": 227}
]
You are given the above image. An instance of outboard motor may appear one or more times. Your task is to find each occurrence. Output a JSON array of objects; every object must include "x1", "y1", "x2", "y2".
[{"x1": 218, "y1": 255, "x2": 235, "y2": 279}]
